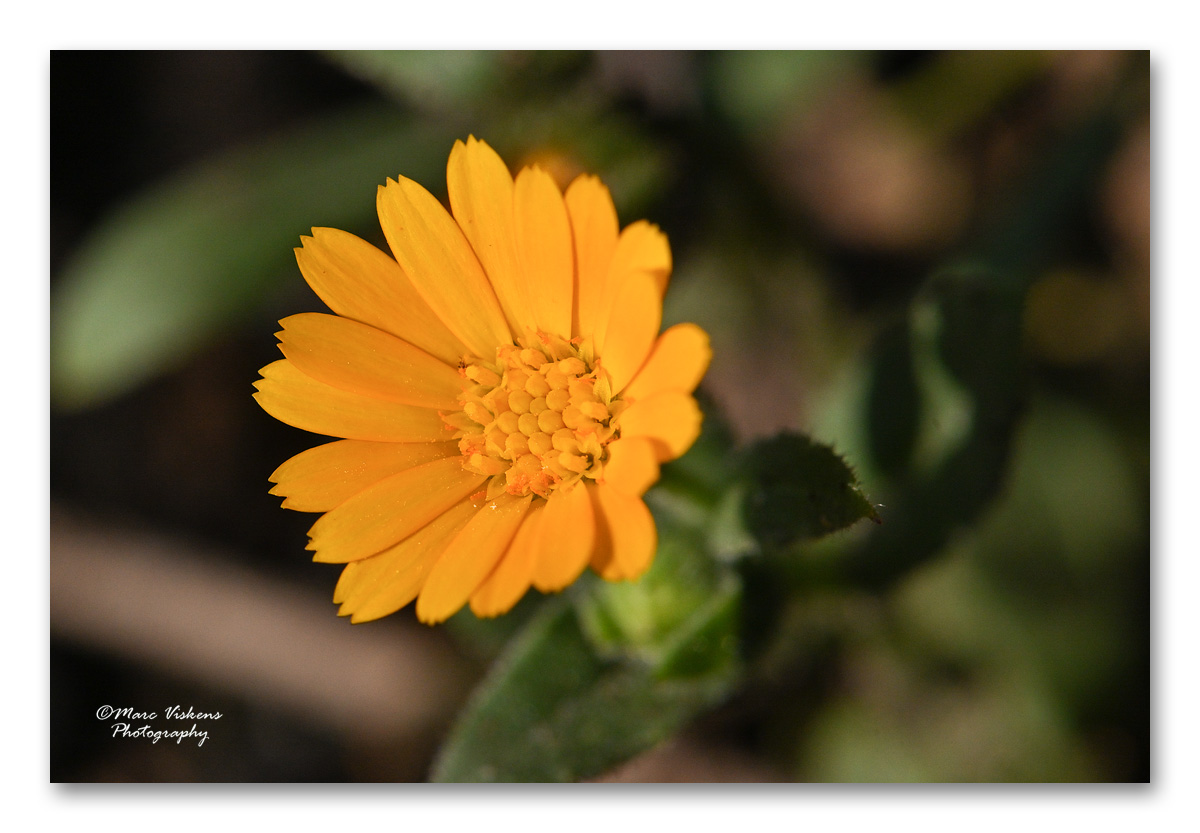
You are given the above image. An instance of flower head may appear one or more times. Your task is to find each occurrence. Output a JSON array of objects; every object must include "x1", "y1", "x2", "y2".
[{"x1": 254, "y1": 137, "x2": 710, "y2": 624}]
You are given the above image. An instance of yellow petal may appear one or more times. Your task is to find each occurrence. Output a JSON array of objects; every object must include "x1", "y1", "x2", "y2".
[
  {"x1": 616, "y1": 391, "x2": 703, "y2": 463},
  {"x1": 469, "y1": 501, "x2": 546, "y2": 618},
  {"x1": 447, "y1": 137, "x2": 537, "y2": 338},
  {"x1": 565, "y1": 174, "x2": 619, "y2": 339},
  {"x1": 306, "y1": 457, "x2": 485, "y2": 563},
  {"x1": 612, "y1": 220, "x2": 672, "y2": 296},
  {"x1": 269, "y1": 439, "x2": 458, "y2": 513},
  {"x1": 589, "y1": 483, "x2": 657, "y2": 581},
  {"x1": 514, "y1": 165, "x2": 573, "y2": 337},
  {"x1": 531, "y1": 481, "x2": 595, "y2": 593},
  {"x1": 377, "y1": 175, "x2": 512, "y2": 358},
  {"x1": 593, "y1": 221, "x2": 672, "y2": 353},
  {"x1": 416, "y1": 493, "x2": 533, "y2": 624},
  {"x1": 623, "y1": 323, "x2": 712, "y2": 402},
  {"x1": 253, "y1": 359, "x2": 450, "y2": 442},
  {"x1": 276, "y1": 313, "x2": 462, "y2": 410},
  {"x1": 334, "y1": 498, "x2": 476, "y2": 606},
  {"x1": 602, "y1": 437, "x2": 660, "y2": 498},
  {"x1": 598, "y1": 270, "x2": 662, "y2": 395},
  {"x1": 332, "y1": 564, "x2": 354, "y2": 605},
  {"x1": 295, "y1": 228, "x2": 468, "y2": 366},
  {"x1": 332, "y1": 511, "x2": 441, "y2": 608},
  {"x1": 336, "y1": 498, "x2": 479, "y2": 623}
]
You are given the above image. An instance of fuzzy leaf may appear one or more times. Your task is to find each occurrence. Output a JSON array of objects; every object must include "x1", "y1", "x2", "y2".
[
  {"x1": 741, "y1": 433, "x2": 879, "y2": 548},
  {"x1": 434, "y1": 511, "x2": 741, "y2": 783},
  {"x1": 431, "y1": 589, "x2": 739, "y2": 783}
]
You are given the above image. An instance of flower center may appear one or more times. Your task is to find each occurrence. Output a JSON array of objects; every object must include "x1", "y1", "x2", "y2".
[{"x1": 446, "y1": 332, "x2": 626, "y2": 499}]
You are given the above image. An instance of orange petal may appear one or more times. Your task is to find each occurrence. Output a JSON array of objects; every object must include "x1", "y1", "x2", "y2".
[
  {"x1": 377, "y1": 175, "x2": 512, "y2": 358},
  {"x1": 333, "y1": 501, "x2": 469, "y2": 607},
  {"x1": 616, "y1": 391, "x2": 703, "y2": 463},
  {"x1": 295, "y1": 228, "x2": 468, "y2": 366},
  {"x1": 602, "y1": 437, "x2": 660, "y2": 498},
  {"x1": 599, "y1": 271, "x2": 662, "y2": 395},
  {"x1": 306, "y1": 457, "x2": 485, "y2": 563},
  {"x1": 276, "y1": 313, "x2": 462, "y2": 410},
  {"x1": 513, "y1": 166, "x2": 573, "y2": 337},
  {"x1": 623, "y1": 323, "x2": 712, "y2": 402},
  {"x1": 593, "y1": 221, "x2": 672, "y2": 352},
  {"x1": 268, "y1": 439, "x2": 458, "y2": 513},
  {"x1": 253, "y1": 359, "x2": 450, "y2": 442},
  {"x1": 447, "y1": 137, "x2": 537, "y2": 338},
  {"x1": 469, "y1": 500, "x2": 546, "y2": 618},
  {"x1": 565, "y1": 174, "x2": 619, "y2": 340},
  {"x1": 531, "y1": 481, "x2": 596, "y2": 593},
  {"x1": 588, "y1": 482, "x2": 657, "y2": 581},
  {"x1": 613, "y1": 220, "x2": 673, "y2": 296},
  {"x1": 416, "y1": 493, "x2": 533, "y2": 624},
  {"x1": 336, "y1": 498, "x2": 479, "y2": 623}
]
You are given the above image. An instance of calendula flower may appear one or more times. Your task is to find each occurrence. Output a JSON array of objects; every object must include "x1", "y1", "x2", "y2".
[{"x1": 253, "y1": 137, "x2": 710, "y2": 624}]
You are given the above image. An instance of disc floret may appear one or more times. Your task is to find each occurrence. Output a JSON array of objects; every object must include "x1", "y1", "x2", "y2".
[{"x1": 448, "y1": 333, "x2": 626, "y2": 500}]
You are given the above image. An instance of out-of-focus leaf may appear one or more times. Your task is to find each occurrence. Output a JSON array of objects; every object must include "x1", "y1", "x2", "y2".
[
  {"x1": 443, "y1": 590, "x2": 551, "y2": 663},
  {"x1": 971, "y1": 106, "x2": 1125, "y2": 279},
  {"x1": 799, "y1": 646, "x2": 1096, "y2": 782},
  {"x1": 52, "y1": 106, "x2": 448, "y2": 411},
  {"x1": 324, "y1": 50, "x2": 505, "y2": 110},
  {"x1": 710, "y1": 51, "x2": 861, "y2": 136},
  {"x1": 934, "y1": 273, "x2": 1026, "y2": 406},
  {"x1": 741, "y1": 433, "x2": 879, "y2": 549},
  {"x1": 906, "y1": 298, "x2": 976, "y2": 476},
  {"x1": 884, "y1": 392, "x2": 1148, "y2": 775},
  {"x1": 431, "y1": 583, "x2": 740, "y2": 783},
  {"x1": 574, "y1": 516, "x2": 731, "y2": 668},
  {"x1": 653, "y1": 576, "x2": 740, "y2": 679},
  {"x1": 865, "y1": 320, "x2": 920, "y2": 477},
  {"x1": 837, "y1": 98, "x2": 1127, "y2": 591},
  {"x1": 704, "y1": 481, "x2": 759, "y2": 563},
  {"x1": 890, "y1": 51, "x2": 1049, "y2": 144},
  {"x1": 966, "y1": 394, "x2": 1146, "y2": 709},
  {"x1": 840, "y1": 268, "x2": 1025, "y2": 590}
]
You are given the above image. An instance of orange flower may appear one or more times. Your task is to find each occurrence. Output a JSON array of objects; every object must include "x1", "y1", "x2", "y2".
[{"x1": 254, "y1": 137, "x2": 711, "y2": 624}]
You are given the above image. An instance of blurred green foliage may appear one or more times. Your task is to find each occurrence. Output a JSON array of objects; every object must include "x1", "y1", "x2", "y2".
[
  {"x1": 52, "y1": 50, "x2": 1149, "y2": 782},
  {"x1": 52, "y1": 107, "x2": 449, "y2": 410}
]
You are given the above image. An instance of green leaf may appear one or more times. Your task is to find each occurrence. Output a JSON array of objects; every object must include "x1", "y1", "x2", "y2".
[
  {"x1": 839, "y1": 269, "x2": 1026, "y2": 590},
  {"x1": 430, "y1": 589, "x2": 740, "y2": 783},
  {"x1": 710, "y1": 51, "x2": 862, "y2": 136},
  {"x1": 324, "y1": 50, "x2": 505, "y2": 110},
  {"x1": 837, "y1": 95, "x2": 1129, "y2": 592},
  {"x1": 890, "y1": 51, "x2": 1050, "y2": 144},
  {"x1": 52, "y1": 105, "x2": 448, "y2": 411},
  {"x1": 741, "y1": 433, "x2": 879, "y2": 549},
  {"x1": 433, "y1": 511, "x2": 742, "y2": 783},
  {"x1": 865, "y1": 320, "x2": 921, "y2": 478}
]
